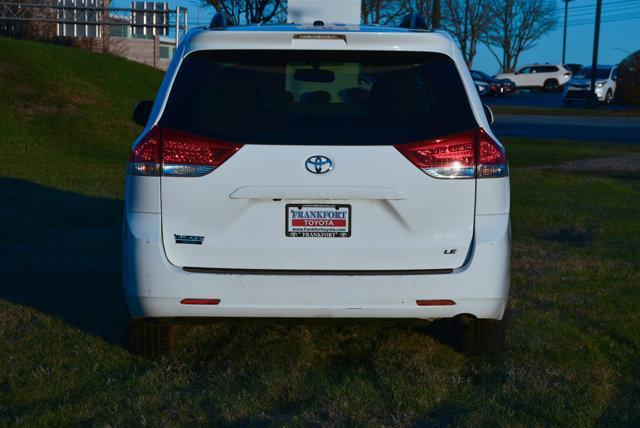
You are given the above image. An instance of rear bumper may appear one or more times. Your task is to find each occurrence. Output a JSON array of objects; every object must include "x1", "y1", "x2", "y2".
[{"x1": 123, "y1": 212, "x2": 510, "y2": 320}]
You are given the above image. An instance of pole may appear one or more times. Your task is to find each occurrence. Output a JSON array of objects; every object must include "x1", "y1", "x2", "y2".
[
  {"x1": 561, "y1": 0, "x2": 572, "y2": 64},
  {"x1": 432, "y1": 0, "x2": 440, "y2": 29},
  {"x1": 175, "y1": 6, "x2": 179, "y2": 47},
  {"x1": 588, "y1": 0, "x2": 602, "y2": 108}
]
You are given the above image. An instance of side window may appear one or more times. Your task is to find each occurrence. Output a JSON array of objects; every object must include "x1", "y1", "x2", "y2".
[
  {"x1": 471, "y1": 71, "x2": 481, "y2": 79},
  {"x1": 611, "y1": 67, "x2": 618, "y2": 80},
  {"x1": 518, "y1": 67, "x2": 531, "y2": 74}
]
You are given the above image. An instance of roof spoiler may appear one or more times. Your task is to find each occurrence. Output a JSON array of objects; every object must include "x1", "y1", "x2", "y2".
[
  {"x1": 209, "y1": 12, "x2": 233, "y2": 30},
  {"x1": 399, "y1": 13, "x2": 429, "y2": 31}
]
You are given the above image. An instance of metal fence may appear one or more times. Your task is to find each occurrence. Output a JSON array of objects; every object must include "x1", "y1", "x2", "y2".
[{"x1": 0, "y1": 1, "x2": 187, "y2": 45}]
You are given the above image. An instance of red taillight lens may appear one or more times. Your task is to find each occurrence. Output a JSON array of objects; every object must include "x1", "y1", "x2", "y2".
[
  {"x1": 477, "y1": 128, "x2": 508, "y2": 178},
  {"x1": 394, "y1": 129, "x2": 476, "y2": 179},
  {"x1": 395, "y1": 128, "x2": 507, "y2": 179},
  {"x1": 127, "y1": 126, "x2": 161, "y2": 176},
  {"x1": 162, "y1": 128, "x2": 243, "y2": 177},
  {"x1": 127, "y1": 126, "x2": 243, "y2": 177}
]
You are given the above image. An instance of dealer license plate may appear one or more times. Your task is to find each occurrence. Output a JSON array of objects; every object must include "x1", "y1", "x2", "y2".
[{"x1": 285, "y1": 204, "x2": 351, "y2": 238}]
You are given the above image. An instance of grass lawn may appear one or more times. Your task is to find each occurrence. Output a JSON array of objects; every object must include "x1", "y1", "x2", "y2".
[{"x1": 1, "y1": 37, "x2": 640, "y2": 425}]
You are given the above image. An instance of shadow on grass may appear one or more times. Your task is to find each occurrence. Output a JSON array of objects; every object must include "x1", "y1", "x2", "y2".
[
  {"x1": 0, "y1": 177, "x2": 127, "y2": 345},
  {"x1": 0, "y1": 176, "x2": 472, "y2": 356}
]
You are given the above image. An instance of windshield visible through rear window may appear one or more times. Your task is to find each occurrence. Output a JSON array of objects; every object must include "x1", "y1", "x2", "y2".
[
  {"x1": 574, "y1": 67, "x2": 611, "y2": 79},
  {"x1": 159, "y1": 50, "x2": 478, "y2": 145}
]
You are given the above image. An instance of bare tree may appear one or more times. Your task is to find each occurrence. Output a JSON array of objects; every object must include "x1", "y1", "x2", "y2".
[
  {"x1": 442, "y1": 0, "x2": 494, "y2": 68},
  {"x1": 398, "y1": 0, "x2": 433, "y2": 26},
  {"x1": 482, "y1": 0, "x2": 556, "y2": 73},
  {"x1": 361, "y1": 0, "x2": 406, "y2": 25},
  {"x1": 205, "y1": 0, "x2": 285, "y2": 25}
]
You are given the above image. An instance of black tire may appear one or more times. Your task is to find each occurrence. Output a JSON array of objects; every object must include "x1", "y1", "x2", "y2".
[
  {"x1": 605, "y1": 90, "x2": 613, "y2": 104},
  {"x1": 459, "y1": 316, "x2": 506, "y2": 356},
  {"x1": 128, "y1": 317, "x2": 177, "y2": 358},
  {"x1": 563, "y1": 100, "x2": 573, "y2": 106},
  {"x1": 543, "y1": 79, "x2": 559, "y2": 93}
]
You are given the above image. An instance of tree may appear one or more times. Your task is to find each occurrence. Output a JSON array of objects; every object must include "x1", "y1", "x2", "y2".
[
  {"x1": 361, "y1": 0, "x2": 406, "y2": 25},
  {"x1": 618, "y1": 50, "x2": 640, "y2": 106},
  {"x1": 442, "y1": 0, "x2": 494, "y2": 68},
  {"x1": 205, "y1": 0, "x2": 285, "y2": 25},
  {"x1": 399, "y1": 0, "x2": 434, "y2": 26},
  {"x1": 482, "y1": 0, "x2": 556, "y2": 73}
]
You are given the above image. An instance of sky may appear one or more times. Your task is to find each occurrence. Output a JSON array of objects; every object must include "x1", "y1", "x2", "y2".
[{"x1": 113, "y1": 0, "x2": 640, "y2": 75}]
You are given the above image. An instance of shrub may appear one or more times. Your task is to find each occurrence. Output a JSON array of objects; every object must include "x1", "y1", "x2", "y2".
[{"x1": 618, "y1": 50, "x2": 640, "y2": 106}]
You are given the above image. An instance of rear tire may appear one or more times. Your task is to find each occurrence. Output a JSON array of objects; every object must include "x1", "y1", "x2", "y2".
[
  {"x1": 543, "y1": 79, "x2": 559, "y2": 93},
  {"x1": 605, "y1": 90, "x2": 613, "y2": 104},
  {"x1": 128, "y1": 318, "x2": 177, "y2": 358},
  {"x1": 459, "y1": 316, "x2": 506, "y2": 356}
]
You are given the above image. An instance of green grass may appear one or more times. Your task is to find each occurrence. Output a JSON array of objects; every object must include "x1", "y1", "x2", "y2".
[
  {"x1": 489, "y1": 104, "x2": 640, "y2": 117},
  {"x1": 1, "y1": 37, "x2": 640, "y2": 425}
]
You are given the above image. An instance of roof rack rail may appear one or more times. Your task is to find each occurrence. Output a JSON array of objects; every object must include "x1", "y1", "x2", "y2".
[
  {"x1": 399, "y1": 13, "x2": 429, "y2": 31},
  {"x1": 209, "y1": 12, "x2": 233, "y2": 30}
]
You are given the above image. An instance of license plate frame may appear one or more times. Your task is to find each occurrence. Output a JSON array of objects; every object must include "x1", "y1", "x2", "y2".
[{"x1": 285, "y1": 204, "x2": 351, "y2": 238}]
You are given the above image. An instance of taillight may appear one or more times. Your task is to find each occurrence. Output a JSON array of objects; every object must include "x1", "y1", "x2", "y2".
[
  {"x1": 394, "y1": 128, "x2": 508, "y2": 179},
  {"x1": 477, "y1": 128, "x2": 508, "y2": 178},
  {"x1": 127, "y1": 126, "x2": 161, "y2": 176},
  {"x1": 127, "y1": 126, "x2": 243, "y2": 177},
  {"x1": 395, "y1": 130, "x2": 476, "y2": 179}
]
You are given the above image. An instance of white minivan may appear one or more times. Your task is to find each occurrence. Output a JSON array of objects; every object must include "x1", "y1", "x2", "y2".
[{"x1": 123, "y1": 14, "x2": 511, "y2": 357}]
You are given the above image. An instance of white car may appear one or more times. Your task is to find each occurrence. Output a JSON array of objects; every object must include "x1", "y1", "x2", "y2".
[
  {"x1": 496, "y1": 63, "x2": 572, "y2": 92},
  {"x1": 563, "y1": 65, "x2": 618, "y2": 105},
  {"x1": 124, "y1": 14, "x2": 511, "y2": 357}
]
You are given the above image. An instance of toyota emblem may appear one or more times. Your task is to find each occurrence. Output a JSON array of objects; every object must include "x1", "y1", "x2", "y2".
[{"x1": 305, "y1": 155, "x2": 333, "y2": 174}]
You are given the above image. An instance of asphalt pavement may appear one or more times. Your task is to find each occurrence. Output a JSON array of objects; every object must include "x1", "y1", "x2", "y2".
[
  {"x1": 492, "y1": 114, "x2": 640, "y2": 144},
  {"x1": 487, "y1": 92, "x2": 635, "y2": 111}
]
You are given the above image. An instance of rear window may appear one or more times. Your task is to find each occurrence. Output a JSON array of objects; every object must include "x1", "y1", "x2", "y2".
[
  {"x1": 574, "y1": 67, "x2": 612, "y2": 79},
  {"x1": 159, "y1": 50, "x2": 478, "y2": 145}
]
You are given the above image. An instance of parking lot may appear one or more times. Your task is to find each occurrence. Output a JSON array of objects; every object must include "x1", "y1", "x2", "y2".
[
  {"x1": 492, "y1": 113, "x2": 640, "y2": 144},
  {"x1": 487, "y1": 91, "x2": 635, "y2": 111},
  {"x1": 482, "y1": 92, "x2": 640, "y2": 144}
]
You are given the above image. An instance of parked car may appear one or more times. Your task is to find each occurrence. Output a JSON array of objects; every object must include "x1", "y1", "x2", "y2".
[
  {"x1": 471, "y1": 70, "x2": 509, "y2": 96},
  {"x1": 124, "y1": 14, "x2": 511, "y2": 357},
  {"x1": 474, "y1": 80, "x2": 490, "y2": 96},
  {"x1": 496, "y1": 63, "x2": 572, "y2": 92},
  {"x1": 563, "y1": 65, "x2": 618, "y2": 105},
  {"x1": 563, "y1": 63, "x2": 582, "y2": 74},
  {"x1": 497, "y1": 77, "x2": 517, "y2": 94}
]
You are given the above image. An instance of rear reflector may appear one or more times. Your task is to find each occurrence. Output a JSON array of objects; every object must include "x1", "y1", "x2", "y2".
[
  {"x1": 127, "y1": 126, "x2": 242, "y2": 177},
  {"x1": 180, "y1": 298, "x2": 221, "y2": 305},
  {"x1": 395, "y1": 128, "x2": 508, "y2": 179},
  {"x1": 416, "y1": 299, "x2": 456, "y2": 306}
]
